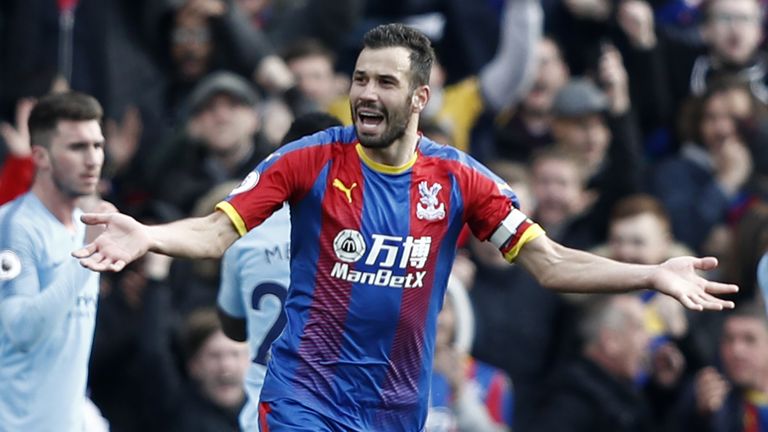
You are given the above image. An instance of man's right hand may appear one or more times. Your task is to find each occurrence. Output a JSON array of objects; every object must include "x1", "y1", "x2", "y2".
[{"x1": 73, "y1": 212, "x2": 153, "y2": 272}]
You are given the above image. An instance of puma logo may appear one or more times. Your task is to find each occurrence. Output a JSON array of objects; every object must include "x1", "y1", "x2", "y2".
[{"x1": 332, "y1": 178, "x2": 357, "y2": 204}]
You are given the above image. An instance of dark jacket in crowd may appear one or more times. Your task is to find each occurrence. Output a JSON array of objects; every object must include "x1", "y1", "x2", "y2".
[
  {"x1": 149, "y1": 132, "x2": 272, "y2": 217},
  {"x1": 673, "y1": 379, "x2": 757, "y2": 432},
  {"x1": 171, "y1": 383, "x2": 244, "y2": 432},
  {"x1": 527, "y1": 357, "x2": 655, "y2": 432},
  {"x1": 469, "y1": 260, "x2": 567, "y2": 430}
]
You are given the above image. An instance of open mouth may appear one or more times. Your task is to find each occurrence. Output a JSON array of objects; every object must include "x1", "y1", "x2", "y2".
[{"x1": 356, "y1": 109, "x2": 385, "y2": 133}]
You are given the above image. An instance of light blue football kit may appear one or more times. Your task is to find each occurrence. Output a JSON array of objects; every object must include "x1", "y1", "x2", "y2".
[
  {"x1": 0, "y1": 192, "x2": 99, "y2": 432},
  {"x1": 218, "y1": 204, "x2": 291, "y2": 430}
]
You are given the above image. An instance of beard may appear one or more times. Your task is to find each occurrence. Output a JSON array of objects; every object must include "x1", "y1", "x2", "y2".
[
  {"x1": 353, "y1": 96, "x2": 413, "y2": 149},
  {"x1": 52, "y1": 173, "x2": 93, "y2": 198},
  {"x1": 50, "y1": 159, "x2": 96, "y2": 199}
]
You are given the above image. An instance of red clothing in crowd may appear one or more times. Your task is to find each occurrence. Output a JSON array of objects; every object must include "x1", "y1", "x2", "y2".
[{"x1": 0, "y1": 155, "x2": 34, "y2": 205}]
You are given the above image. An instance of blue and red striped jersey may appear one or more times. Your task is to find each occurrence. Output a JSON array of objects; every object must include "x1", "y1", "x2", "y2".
[{"x1": 216, "y1": 126, "x2": 542, "y2": 431}]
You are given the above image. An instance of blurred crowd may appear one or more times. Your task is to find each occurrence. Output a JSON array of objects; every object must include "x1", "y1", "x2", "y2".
[{"x1": 2, "y1": 0, "x2": 768, "y2": 431}]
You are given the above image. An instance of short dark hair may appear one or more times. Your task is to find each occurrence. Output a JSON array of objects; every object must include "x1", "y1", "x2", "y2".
[
  {"x1": 181, "y1": 308, "x2": 222, "y2": 362},
  {"x1": 28, "y1": 92, "x2": 103, "y2": 148},
  {"x1": 678, "y1": 77, "x2": 753, "y2": 145},
  {"x1": 281, "y1": 38, "x2": 336, "y2": 66},
  {"x1": 363, "y1": 23, "x2": 435, "y2": 88}
]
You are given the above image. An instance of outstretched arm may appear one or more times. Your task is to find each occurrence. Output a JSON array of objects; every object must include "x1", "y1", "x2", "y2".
[
  {"x1": 73, "y1": 210, "x2": 240, "y2": 272},
  {"x1": 516, "y1": 235, "x2": 737, "y2": 311}
]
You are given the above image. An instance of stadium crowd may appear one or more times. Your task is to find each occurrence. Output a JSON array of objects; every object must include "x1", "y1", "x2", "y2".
[{"x1": 1, "y1": 0, "x2": 768, "y2": 431}]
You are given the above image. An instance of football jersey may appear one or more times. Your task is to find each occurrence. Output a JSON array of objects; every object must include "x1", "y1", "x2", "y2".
[
  {"x1": 0, "y1": 192, "x2": 99, "y2": 431},
  {"x1": 218, "y1": 204, "x2": 291, "y2": 430},
  {"x1": 743, "y1": 390, "x2": 768, "y2": 432},
  {"x1": 216, "y1": 126, "x2": 542, "y2": 431}
]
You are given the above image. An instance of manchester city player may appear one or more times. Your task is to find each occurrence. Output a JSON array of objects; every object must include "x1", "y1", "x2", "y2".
[
  {"x1": 0, "y1": 92, "x2": 112, "y2": 431},
  {"x1": 76, "y1": 24, "x2": 738, "y2": 432}
]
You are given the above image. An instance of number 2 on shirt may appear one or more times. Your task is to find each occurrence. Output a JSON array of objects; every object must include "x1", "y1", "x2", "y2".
[{"x1": 251, "y1": 282, "x2": 288, "y2": 365}]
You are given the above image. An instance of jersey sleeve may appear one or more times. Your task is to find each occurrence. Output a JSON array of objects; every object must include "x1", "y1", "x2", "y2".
[
  {"x1": 215, "y1": 138, "x2": 328, "y2": 236},
  {"x1": 0, "y1": 223, "x2": 41, "y2": 301},
  {"x1": 218, "y1": 245, "x2": 246, "y2": 318},
  {"x1": 0, "y1": 218, "x2": 93, "y2": 350},
  {"x1": 459, "y1": 159, "x2": 544, "y2": 262}
]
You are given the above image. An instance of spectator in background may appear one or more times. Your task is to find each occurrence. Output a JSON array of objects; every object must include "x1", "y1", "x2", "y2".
[
  {"x1": 677, "y1": 302, "x2": 768, "y2": 432},
  {"x1": 468, "y1": 159, "x2": 566, "y2": 431},
  {"x1": 0, "y1": 98, "x2": 35, "y2": 204},
  {"x1": 546, "y1": 0, "x2": 616, "y2": 75},
  {"x1": 0, "y1": 0, "x2": 110, "y2": 118},
  {"x1": 0, "y1": 92, "x2": 111, "y2": 431},
  {"x1": 604, "y1": 195, "x2": 684, "y2": 263},
  {"x1": 604, "y1": 194, "x2": 679, "y2": 263},
  {"x1": 528, "y1": 148, "x2": 594, "y2": 246},
  {"x1": 152, "y1": 0, "x2": 289, "y2": 124},
  {"x1": 649, "y1": 79, "x2": 757, "y2": 254},
  {"x1": 173, "y1": 308, "x2": 251, "y2": 432},
  {"x1": 530, "y1": 295, "x2": 656, "y2": 432},
  {"x1": 548, "y1": 51, "x2": 645, "y2": 248},
  {"x1": 619, "y1": 0, "x2": 768, "y2": 153},
  {"x1": 602, "y1": 195, "x2": 690, "y2": 340},
  {"x1": 281, "y1": 39, "x2": 351, "y2": 122},
  {"x1": 427, "y1": 277, "x2": 513, "y2": 432},
  {"x1": 233, "y1": 0, "x2": 364, "y2": 53},
  {"x1": 674, "y1": 0, "x2": 766, "y2": 106},
  {"x1": 487, "y1": 36, "x2": 570, "y2": 163},
  {"x1": 148, "y1": 71, "x2": 272, "y2": 217},
  {"x1": 603, "y1": 196, "x2": 690, "y2": 348},
  {"x1": 427, "y1": 0, "x2": 543, "y2": 154},
  {"x1": 601, "y1": 195, "x2": 692, "y2": 423}
]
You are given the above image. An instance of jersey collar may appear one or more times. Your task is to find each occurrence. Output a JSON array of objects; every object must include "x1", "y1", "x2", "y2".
[{"x1": 355, "y1": 143, "x2": 418, "y2": 175}]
